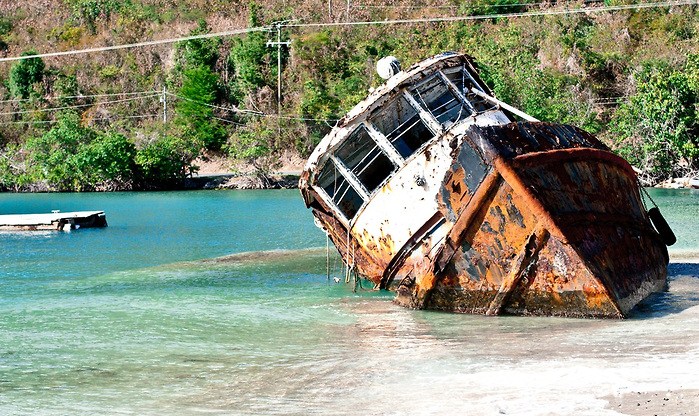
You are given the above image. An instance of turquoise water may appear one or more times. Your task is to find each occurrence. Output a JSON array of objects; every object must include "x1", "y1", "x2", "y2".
[{"x1": 1, "y1": 188, "x2": 698, "y2": 415}]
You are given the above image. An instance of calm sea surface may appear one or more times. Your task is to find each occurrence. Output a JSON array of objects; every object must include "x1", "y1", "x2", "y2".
[{"x1": 1, "y1": 189, "x2": 698, "y2": 415}]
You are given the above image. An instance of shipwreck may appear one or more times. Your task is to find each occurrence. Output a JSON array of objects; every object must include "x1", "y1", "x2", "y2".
[{"x1": 299, "y1": 52, "x2": 674, "y2": 318}]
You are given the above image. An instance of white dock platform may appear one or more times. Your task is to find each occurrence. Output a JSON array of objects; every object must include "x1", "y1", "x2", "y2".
[{"x1": 0, "y1": 211, "x2": 107, "y2": 231}]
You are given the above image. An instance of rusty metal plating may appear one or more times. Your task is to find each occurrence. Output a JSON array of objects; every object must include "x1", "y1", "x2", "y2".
[{"x1": 300, "y1": 53, "x2": 668, "y2": 318}]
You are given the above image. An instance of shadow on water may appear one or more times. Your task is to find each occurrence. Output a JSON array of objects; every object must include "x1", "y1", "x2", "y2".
[{"x1": 628, "y1": 262, "x2": 699, "y2": 318}]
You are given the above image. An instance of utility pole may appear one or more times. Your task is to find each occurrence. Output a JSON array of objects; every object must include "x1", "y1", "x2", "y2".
[
  {"x1": 266, "y1": 22, "x2": 292, "y2": 117},
  {"x1": 159, "y1": 85, "x2": 167, "y2": 123}
]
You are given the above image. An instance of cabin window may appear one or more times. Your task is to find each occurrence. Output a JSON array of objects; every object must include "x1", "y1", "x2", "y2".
[
  {"x1": 369, "y1": 95, "x2": 434, "y2": 159},
  {"x1": 316, "y1": 161, "x2": 364, "y2": 220},
  {"x1": 412, "y1": 74, "x2": 471, "y2": 126},
  {"x1": 334, "y1": 126, "x2": 397, "y2": 194},
  {"x1": 443, "y1": 67, "x2": 492, "y2": 112}
]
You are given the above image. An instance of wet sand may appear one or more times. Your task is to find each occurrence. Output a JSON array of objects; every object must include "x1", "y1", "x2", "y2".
[
  {"x1": 604, "y1": 389, "x2": 699, "y2": 415},
  {"x1": 600, "y1": 257, "x2": 699, "y2": 415}
]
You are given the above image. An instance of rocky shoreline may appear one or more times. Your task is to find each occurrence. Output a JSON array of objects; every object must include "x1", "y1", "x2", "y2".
[
  {"x1": 655, "y1": 177, "x2": 699, "y2": 190},
  {"x1": 185, "y1": 173, "x2": 301, "y2": 190}
]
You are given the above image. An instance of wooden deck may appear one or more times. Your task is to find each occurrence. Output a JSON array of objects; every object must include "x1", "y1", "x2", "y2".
[{"x1": 0, "y1": 211, "x2": 107, "y2": 231}]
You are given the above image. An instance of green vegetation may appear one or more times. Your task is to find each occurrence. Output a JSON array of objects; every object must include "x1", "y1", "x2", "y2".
[
  {"x1": 8, "y1": 51, "x2": 45, "y2": 99},
  {"x1": 0, "y1": 1, "x2": 698, "y2": 191},
  {"x1": 175, "y1": 66, "x2": 226, "y2": 150},
  {"x1": 612, "y1": 57, "x2": 699, "y2": 180}
]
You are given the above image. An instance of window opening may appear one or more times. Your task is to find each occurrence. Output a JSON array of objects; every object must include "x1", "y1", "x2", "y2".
[
  {"x1": 412, "y1": 74, "x2": 471, "y2": 126},
  {"x1": 335, "y1": 126, "x2": 397, "y2": 194},
  {"x1": 316, "y1": 161, "x2": 364, "y2": 220},
  {"x1": 443, "y1": 66, "x2": 493, "y2": 113},
  {"x1": 369, "y1": 95, "x2": 434, "y2": 159}
]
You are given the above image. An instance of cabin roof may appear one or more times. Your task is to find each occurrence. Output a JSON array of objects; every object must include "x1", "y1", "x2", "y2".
[{"x1": 468, "y1": 122, "x2": 610, "y2": 160}]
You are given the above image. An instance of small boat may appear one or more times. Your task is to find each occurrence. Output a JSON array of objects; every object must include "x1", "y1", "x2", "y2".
[{"x1": 299, "y1": 52, "x2": 672, "y2": 318}]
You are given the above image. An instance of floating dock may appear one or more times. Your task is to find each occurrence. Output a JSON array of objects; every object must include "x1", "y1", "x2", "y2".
[{"x1": 0, "y1": 211, "x2": 107, "y2": 231}]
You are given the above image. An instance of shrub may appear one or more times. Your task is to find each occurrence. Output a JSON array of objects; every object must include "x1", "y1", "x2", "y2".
[
  {"x1": 135, "y1": 135, "x2": 200, "y2": 189},
  {"x1": 68, "y1": 0, "x2": 121, "y2": 34},
  {"x1": 8, "y1": 50, "x2": 45, "y2": 99},
  {"x1": 611, "y1": 57, "x2": 699, "y2": 181},
  {"x1": 24, "y1": 112, "x2": 95, "y2": 190},
  {"x1": 226, "y1": 125, "x2": 278, "y2": 186},
  {"x1": 174, "y1": 19, "x2": 221, "y2": 70},
  {"x1": 75, "y1": 132, "x2": 137, "y2": 190},
  {"x1": 228, "y1": 3, "x2": 273, "y2": 102}
]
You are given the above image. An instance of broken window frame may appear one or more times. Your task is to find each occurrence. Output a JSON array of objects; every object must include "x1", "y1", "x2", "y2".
[
  {"x1": 314, "y1": 125, "x2": 400, "y2": 223},
  {"x1": 441, "y1": 65, "x2": 496, "y2": 113},
  {"x1": 411, "y1": 74, "x2": 469, "y2": 128},
  {"x1": 366, "y1": 92, "x2": 440, "y2": 161},
  {"x1": 333, "y1": 125, "x2": 398, "y2": 195},
  {"x1": 315, "y1": 157, "x2": 367, "y2": 221}
]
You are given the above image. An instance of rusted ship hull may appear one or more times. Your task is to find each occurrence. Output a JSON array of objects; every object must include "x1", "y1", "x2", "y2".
[
  {"x1": 395, "y1": 125, "x2": 668, "y2": 318},
  {"x1": 300, "y1": 53, "x2": 669, "y2": 318}
]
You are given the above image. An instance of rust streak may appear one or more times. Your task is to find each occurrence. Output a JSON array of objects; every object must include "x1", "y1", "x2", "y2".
[
  {"x1": 486, "y1": 228, "x2": 549, "y2": 315},
  {"x1": 493, "y1": 156, "x2": 568, "y2": 243}
]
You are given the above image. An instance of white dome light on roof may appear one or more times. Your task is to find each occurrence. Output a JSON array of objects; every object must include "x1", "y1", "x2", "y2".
[{"x1": 376, "y1": 56, "x2": 401, "y2": 80}]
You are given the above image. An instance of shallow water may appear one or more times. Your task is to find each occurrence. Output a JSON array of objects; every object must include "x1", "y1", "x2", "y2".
[{"x1": 1, "y1": 188, "x2": 698, "y2": 415}]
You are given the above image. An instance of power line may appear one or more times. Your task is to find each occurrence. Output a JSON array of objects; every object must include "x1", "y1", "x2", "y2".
[
  {"x1": 212, "y1": 115, "x2": 246, "y2": 126},
  {"x1": 0, "y1": 89, "x2": 340, "y2": 124},
  {"x1": 0, "y1": 90, "x2": 159, "y2": 104},
  {"x1": 0, "y1": 1, "x2": 694, "y2": 64},
  {"x1": 0, "y1": 113, "x2": 160, "y2": 126},
  {"x1": 0, "y1": 94, "x2": 160, "y2": 116},
  {"x1": 164, "y1": 92, "x2": 264, "y2": 116},
  {"x1": 165, "y1": 92, "x2": 339, "y2": 123},
  {"x1": 286, "y1": 0, "x2": 698, "y2": 29},
  {"x1": 350, "y1": 1, "x2": 565, "y2": 10},
  {"x1": 0, "y1": 27, "x2": 271, "y2": 63}
]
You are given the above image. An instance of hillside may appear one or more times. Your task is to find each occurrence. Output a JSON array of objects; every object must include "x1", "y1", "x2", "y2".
[{"x1": 0, "y1": 0, "x2": 697, "y2": 190}]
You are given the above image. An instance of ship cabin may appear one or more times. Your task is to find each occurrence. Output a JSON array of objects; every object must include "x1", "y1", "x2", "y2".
[{"x1": 301, "y1": 53, "x2": 518, "y2": 281}]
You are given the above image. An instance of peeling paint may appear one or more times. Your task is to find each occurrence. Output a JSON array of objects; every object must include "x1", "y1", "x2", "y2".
[{"x1": 300, "y1": 52, "x2": 669, "y2": 318}]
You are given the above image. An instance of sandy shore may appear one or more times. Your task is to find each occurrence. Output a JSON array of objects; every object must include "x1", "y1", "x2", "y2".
[{"x1": 604, "y1": 390, "x2": 699, "y2": 415}]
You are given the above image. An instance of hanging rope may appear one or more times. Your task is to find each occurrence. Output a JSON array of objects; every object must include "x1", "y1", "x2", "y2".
[
  {"x1": 638, "y1": 178, "x2": 659, "y2": 211},
  {"x1": 345, "y1": 223, "x2": 352, "y2": 284},
  {"x1": 326, "y1": 231, "x2": 330, "y2": 281}
]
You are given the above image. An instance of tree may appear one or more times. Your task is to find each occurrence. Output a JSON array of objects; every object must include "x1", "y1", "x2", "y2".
[
  {"x1": 24, "y1": 111, "x2": 95, "y2": 190},
  {"x1": 611, "y1": 57, "x2": 699, "y2": 181},
  {"x1": 228, "y1": 2, "x2": 272, "y2": 102},
  {"x1": 8, "y1": 50, "x2": 45, "y2": 99},
  {"x1": 175, "y1": 19, "x2": 221, "y2": 70},
  {"x1": 75, "y1": 132, "x2": 137, "y2": 190},
  {"x1": 226, "y1": 124, "x2": 277, "y2": 187},
  {"x1": 70, "y1": 0, "x2": 121, "y2": 34},
  {"x1": 175, "y1": 66, "x2": 227, "y2": 150},
  {"x1": 135, "y1": 135, "x2": 200, "y2": 189}
]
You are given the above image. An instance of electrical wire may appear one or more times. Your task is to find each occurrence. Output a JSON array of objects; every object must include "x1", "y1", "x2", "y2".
[
  {"x1": 163, "y1": 92, "x2": 263, "y2": 116},
  {"x1": 0, "y1": 27, "x2": 272, "y2": 63},
  {"x1": 0, "y1": 90, "x2": 160, "y2": 104},
  {"x1": 0, "y1": 94, "x2": 161, "y2": 116},
  {"x1": 0, "y1": 90, "x2": 340, "y2": 125},
  {"x1": 164, "y1": 92, "x2": 339, "y2": 123},
  {"x1": 0, "y1": 1, "x2": 694, "y2": 63},
  {"x1": 350, "y1": 1, "x2": 568, "y2": 10},
  {"x1": 0, "y1": 113, "x2": 160, "y2": 125},
  {"x1": 287, "y1": 0, "x2": 699, "y2": 29}
]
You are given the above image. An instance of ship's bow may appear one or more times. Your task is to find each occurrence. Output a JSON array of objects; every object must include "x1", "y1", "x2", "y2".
[{"x1": 506, "y1": 145, "x2": 668, "y2": 316}]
